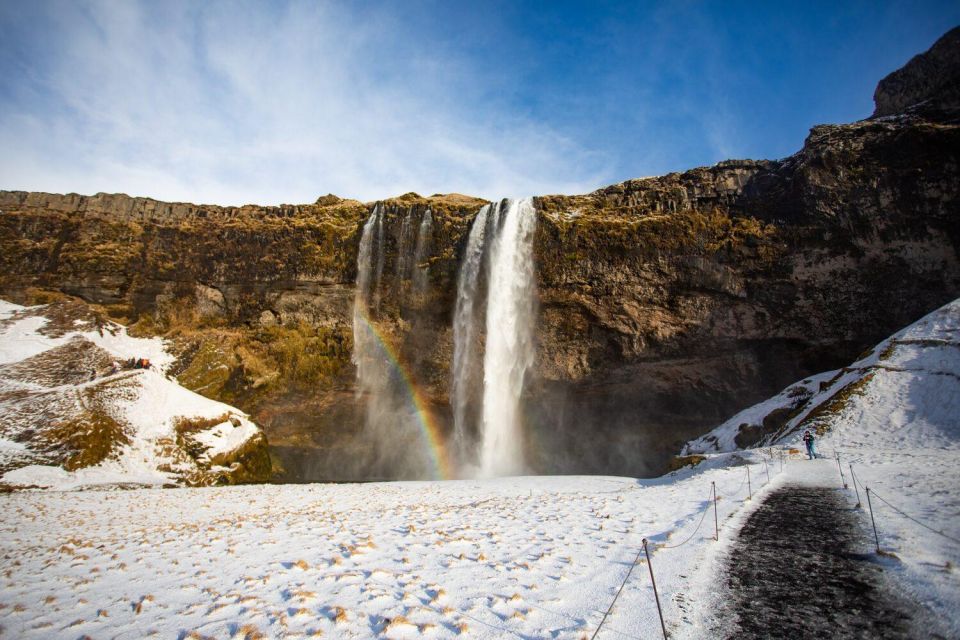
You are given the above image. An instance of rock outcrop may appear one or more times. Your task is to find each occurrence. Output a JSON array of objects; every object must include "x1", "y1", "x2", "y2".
[
  {"x1": 1, "y1": 28, "x2": 958, "y2": 480},
  {"x1": 873, "y1": 26, "x2": 960, "y2": 118}
]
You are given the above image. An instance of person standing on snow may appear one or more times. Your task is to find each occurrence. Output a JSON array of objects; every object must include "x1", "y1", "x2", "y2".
[{"x1": 802, "y1": 430, "x2": 816, "y2": 459}]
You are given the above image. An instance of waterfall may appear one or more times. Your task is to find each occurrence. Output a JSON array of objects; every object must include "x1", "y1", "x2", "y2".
[
  {"x1": 372, "y1": 208, "x2": 386, "y2": 311},
  {"x1": 480, "y1": 198, "x2": 537, "y2": 477},
  {"x1": 351, "y1": 203, "x2": 434, "y2": 480},
  {"x1": 353, "y1": 197, "x2": 537, "y2": 480},
  {"x1": 450, "y1": 203, "x2": 492, "y2": 466},
  {"x1": 411, "y1": 209, "x2": 433, "y2": 297},
  {"x1": 450, "y1": 198, "x2": 537, "y2": 477},
  {"x1": 396, "y1": 210, "x2": 414, "y2": 283},
  {"x1": 352, "y1": 205, "x2": 382, "y2": 387}
]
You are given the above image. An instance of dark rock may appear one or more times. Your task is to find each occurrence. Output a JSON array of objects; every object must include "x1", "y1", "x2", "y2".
[{"x1": 873, "y1": 26, "x2": 960, "y2": 119}]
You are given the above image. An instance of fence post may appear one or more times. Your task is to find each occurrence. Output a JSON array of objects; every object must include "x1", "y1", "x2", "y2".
[
  {"x1": 746, "y1": 466, "x2": 752, "y2": 501},
  {"x1": 779, "y1": 449, "x2": 784, "y2": 473},
  {"x1": 865, "y1": 487, "x2": 881, "y2": 553},
  {"x1": 764, "y1": 460, "x2": 770, "y2": 484},
  {"x1": 849, "y1": 464, "x2": 862, "y2": 509},
  {"x1": 836, "y1": 453, "x2": 848, "y2": 489},
  {"x1": 712, "y1": 481, "x2": 719, "y2": 541},
  {"x1": 643, "y1": 538, "x2": 669, "y2": 640}
]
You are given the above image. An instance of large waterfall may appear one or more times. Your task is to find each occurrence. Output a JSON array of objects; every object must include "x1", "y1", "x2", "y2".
[
  {"x1": 451, "y1": 198, "x2": 537, "y2": 477},
  {"x1": 480, "y1": 198, "x2": 537, "y2": 476},
  {"x1": 352, "y1": 199, "x2": 536, "y2": 479},
  {"x1": 450, "y1": 203, "x2": 491, "y2": 468}
]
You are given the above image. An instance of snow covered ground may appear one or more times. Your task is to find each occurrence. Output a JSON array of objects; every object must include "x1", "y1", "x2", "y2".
[
  {"x1": 688, "y1": 298, "x2": 960, "y2": 637},
  {"x1": 0, "y1": 455, "x2": 789, "y2": 639},
  {"x1": 1, "y1": 298, "x2": 957, "y2": 638}
]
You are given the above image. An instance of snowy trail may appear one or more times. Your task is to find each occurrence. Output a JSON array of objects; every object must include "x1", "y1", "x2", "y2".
[
  {"x1": 720, "y1": 484, "x2": 918, "y2": 639},
  {"x1": 0, "y1": 450, "x2": 954, "y2": 639}
]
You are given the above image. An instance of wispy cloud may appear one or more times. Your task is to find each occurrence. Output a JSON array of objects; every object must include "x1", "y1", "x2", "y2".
[
  {"x1": 3, "y1": 1, "x2": 957, "y2": 204},
  {"x1": 0, "y1": 0, "x2": 610, "y2": 204}
]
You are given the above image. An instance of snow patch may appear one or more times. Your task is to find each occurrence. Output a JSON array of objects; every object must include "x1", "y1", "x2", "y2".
[{"x1": 0, "y1": 298, "x2": 266, "y2": 489}]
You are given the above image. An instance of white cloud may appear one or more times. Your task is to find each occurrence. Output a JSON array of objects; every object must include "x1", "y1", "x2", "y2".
[{"x1": 0, "y1": 0, "x2": 611, "y2": 204}]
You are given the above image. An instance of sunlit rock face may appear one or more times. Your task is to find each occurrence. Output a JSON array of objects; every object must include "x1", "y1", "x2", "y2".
[{"x1": 1, "y1": 29, "x2": 959, "y2": 480}]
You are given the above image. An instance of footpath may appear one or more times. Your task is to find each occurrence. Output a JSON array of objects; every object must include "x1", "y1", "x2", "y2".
[{"x1": 720, "y1": 483, "x2": 920, "y2": 639}]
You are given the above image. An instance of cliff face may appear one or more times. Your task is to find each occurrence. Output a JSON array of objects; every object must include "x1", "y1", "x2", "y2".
[
  {"x1": 1, "y1": 29, "x2": 958, "y2": 480},
  {"x1": 873, "y1": 25, "x2": 960, "y2": 118},
  {"x1": 530, "y1": 114, "x2": 960, "y2": 473}
]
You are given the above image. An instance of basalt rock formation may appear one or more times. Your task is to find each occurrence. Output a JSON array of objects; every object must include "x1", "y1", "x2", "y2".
[
  {"x1": 1, "y1": 28, "x2": 958, "y2": 480},
  {"x1": 873, "y1": 25, "x2": 960, "y2": 119}
]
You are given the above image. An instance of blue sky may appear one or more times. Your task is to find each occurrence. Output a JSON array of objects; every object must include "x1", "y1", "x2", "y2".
[{"x1": 1, "y1": 1, "x2": 958, "y2": 205}]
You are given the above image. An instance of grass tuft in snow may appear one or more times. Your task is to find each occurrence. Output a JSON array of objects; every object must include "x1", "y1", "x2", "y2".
[
  {"x1": 667, "y1": 454, "x2": 706, "y2": 472},
  {"x1": 799, "y1": 373, "x2": 876, "y2": 435}
]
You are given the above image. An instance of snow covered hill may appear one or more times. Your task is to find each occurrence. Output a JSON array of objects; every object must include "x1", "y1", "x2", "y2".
[
  {"x1": 0, "y1": 298, "x2": 271, "y2": 489},
  {"x1": 685, "y1": 298, "x2": 960, "y2": 455},
  {"x1": 686, "y1": 297, "x2": 960, "y2": 636}
]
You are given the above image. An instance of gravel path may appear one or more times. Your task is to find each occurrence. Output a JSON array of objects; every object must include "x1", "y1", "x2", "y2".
[{"x1": 720, "y1": 485, "x2": 924, "y2": 639}]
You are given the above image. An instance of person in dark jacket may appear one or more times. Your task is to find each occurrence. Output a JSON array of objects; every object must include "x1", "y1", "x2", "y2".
[{"x1": 802, "y1": 430, "x2": 816, "y2": 459}]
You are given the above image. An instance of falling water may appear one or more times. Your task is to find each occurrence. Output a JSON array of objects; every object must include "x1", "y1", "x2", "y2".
[
  {"x1": 396, "y1": 210, "x2": 414, "y2": 283},
  {"x1": 450, "y1": 203, "x2": 492, "y2": 466},
  {"x1": 479, "y1": 198, "x2": 537, "y2": 476},
  {"x1": 352, "y1": 203, "x2": 434, "y2": 479},
  {"x1": 356, "y1": 198, "x2": 536, "y2": 480},
  {"x1": 372, "y1": 208, "x2": 386, "y2": 310},
  {"x1": 411, "y1": 209, "x2": 433, "y2": 297},
  {"x1": 352, "y1": 206, "x2": 381, "y2": 385}
]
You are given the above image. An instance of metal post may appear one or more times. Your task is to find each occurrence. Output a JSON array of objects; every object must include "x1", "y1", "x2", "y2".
[
  {"x1": 643, "y1": 538, "x2": 669, "y2": 640},
  {"x1": 849, "y1": 464, "x2": 862, "y2": 509},
  {"x1": 779, "y1": 449, "x2": 784, "y2": 473},
  {"x1": 746, "y1": 466, "x2": 752, "y2": 501},
  {"x1": 836, "y1": 453, "x2": 848, "y2": 489},
  {"x1": 865, "y1": 487, "x2": 880, "y2": 553},
  {"x1": 712, "y1": 481, "x2": 719, "y2": 541}
]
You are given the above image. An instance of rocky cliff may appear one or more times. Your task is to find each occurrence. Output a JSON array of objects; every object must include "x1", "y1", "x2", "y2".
[{"x1": 1, "y1": 28, "x2": 958, "y2": 480}]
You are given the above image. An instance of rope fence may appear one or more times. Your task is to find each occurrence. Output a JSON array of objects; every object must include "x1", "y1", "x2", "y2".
[
  {"x1": 833, "y1": 455, "x2": 960, "y2": 559},
  {"x1": 590, "y1": 458, "x2": 783, "y2": 639},
  {"x1": 837, "y1": 453, "x2": 960, "y2": 553},
  {"x1": 587, "y1": 448, "x2": 957, "y2": 639},
  {"x1": 867, "y1": 489, "x2": 960, "y2": 546},
  {"x1": 658, "y1": 492, "x2": 712, "y2": 550}
]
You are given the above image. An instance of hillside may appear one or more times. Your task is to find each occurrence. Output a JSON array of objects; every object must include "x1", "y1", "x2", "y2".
[
  {"x1": 0, "y1": 298, "x2": 271, "y2": 489},
  {"x1": 1, "y1": 29, "x2": 958, "y2": 480},
  {"x1": 683, "y1": 297, "x2": 960, "y2": 636},
  {"x1": 685, "y1": 297, "x2": 960, "y2": 455}
]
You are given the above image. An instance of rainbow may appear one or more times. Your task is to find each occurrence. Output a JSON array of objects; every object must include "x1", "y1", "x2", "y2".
[{"x1": 355, "y1": 309, "x2": 454, "y2": 480}]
